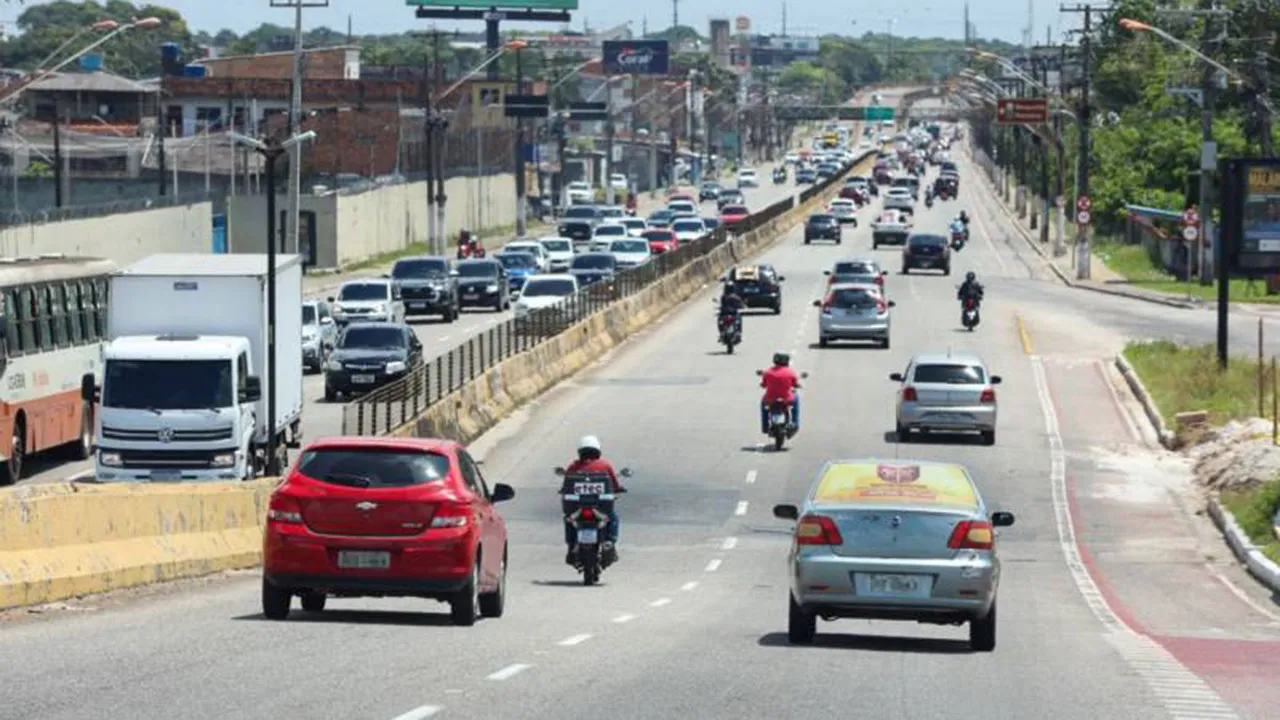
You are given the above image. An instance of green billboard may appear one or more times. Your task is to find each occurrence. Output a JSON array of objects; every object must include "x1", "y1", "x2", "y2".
[{"x1": 407, "y1": 0, "x2": 579, "y2": 8}]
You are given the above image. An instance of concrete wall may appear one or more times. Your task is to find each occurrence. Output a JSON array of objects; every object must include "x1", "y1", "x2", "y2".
[{"x1": 0, "y1": 200, "x2": 214, "y2": 265}]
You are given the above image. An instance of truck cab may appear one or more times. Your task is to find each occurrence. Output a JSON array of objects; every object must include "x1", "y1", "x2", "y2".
[{"x1": 94, "y1": 335, "x2": 261, "y2": 482}]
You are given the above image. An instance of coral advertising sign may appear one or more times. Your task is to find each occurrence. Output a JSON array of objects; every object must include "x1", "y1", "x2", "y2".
[{"x1": 602, "y1": 40, "x2": 670, "y2": 76}]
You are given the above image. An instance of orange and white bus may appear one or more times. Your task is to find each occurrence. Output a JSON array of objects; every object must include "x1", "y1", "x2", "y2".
[{"x1": 0, "y1": 255, "x2": 115, "y2": 484}]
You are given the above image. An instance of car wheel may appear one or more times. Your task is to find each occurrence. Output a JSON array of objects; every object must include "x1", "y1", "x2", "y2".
[
  {"x1": 804, "y1": 238, "x2": 811, "y2": 245},
  {"x1": 787, "y1": 593, "x2": 816, "y2": 644},
  {"x1": 901, "y1": 267, "x2": 909, "y2": 275},
  {"x1": 981, "y1": 429, "x2": 996, "y2": 446},
  {"x1": 443, "y1": 306, "x2": 456, "y2": 323},
  {"x1": 261, "y1": 577, "x2": 292, "y2": 620},
  {"x1": 880, "y1": 336, "x2": 890, "y2": 349},
  {"x1": 300, "y1": 591, "x2": 326, "y2": 613},
  {"x1": 896, "y1": 422, "x2": 911, "y2": 442},
  {"x1": 324, "y1": 386, "x2": 337, "y2": 402},
  {"x1": 970, "y1": 601, "x2": 997, "y2": 651},
  {"x1": 819, "y1": 336, "x2": 829, "y2": 348},
  {"x1": 450, "y1": 556, "x2": 481, "y2": 626},
  {"x1": 944, "y1": 266, "x2": 951, "y2": 276},
  {"x1": 479, "y1": 547, "x2": 507, "y2": 619},
  {"x1": 773, "y1": 302, "x2": 782, "y2": 315},
  {"x1": 68, "y1": 402, "x2": 93, "y2": 460},
  {"x1": 872, "y1": 240, "x2": 879, "y2": 249}
]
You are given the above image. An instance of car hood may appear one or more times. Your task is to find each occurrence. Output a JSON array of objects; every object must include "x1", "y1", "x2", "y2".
[
  {"x1": 674, "y1": 231, "x2": 702, "y2": 240},
  {"x1": 335, "y1": 299, "x2": 387, "y2": 311},
  {"x1": 613, "y1": 252, "x2": 649, "y2": 264},
  {"x1": 330, "y1": 347, "x2": 408, "y2": 364}
]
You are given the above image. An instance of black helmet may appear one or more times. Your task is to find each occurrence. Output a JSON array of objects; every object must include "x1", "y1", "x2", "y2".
[
  {"x1": 773, "y1": 352, "x2": 790, "y2": 367},
  {"x1": 966, "y1": 271, "x2": 976, "y2": 282}
]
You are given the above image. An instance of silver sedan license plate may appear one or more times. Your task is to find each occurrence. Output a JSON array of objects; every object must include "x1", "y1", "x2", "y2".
[
  {"x1": 338, "y1": 551, "x2": 390, "y2": 569},
  {"x1": 863, "y1": 573, "x2": 929, "y2": 597}
]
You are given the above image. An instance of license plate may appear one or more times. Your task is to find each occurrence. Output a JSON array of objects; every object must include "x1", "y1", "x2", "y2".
[
  {"x1": 573, "y1": 481, "x2": 606, "y2": 495},
  {"x1": 463, "y1": 293, "x2": 479, "y2": 299},
  {"x1": 932, "y1": 412, "x2": 972, "y2": 422},
  {"x1": 576, "y1": 528, "x2": 598, "y2": 544},
  {"x1": 409, "y1": 302, "x2": 426, "y2": 309},
  {"x1": 865, "y1": 573, "x2": 927, "y2": 596},
  {"x1": 351, "y1": 374, "x2": 375, "y2": 384},
  {"x1": 771, "y1": 412, "x2": 786, "y2": 424},
  {"x1": 150, "y1": 470, "x2": 180, "y2": 481},
  {"x1": 338, "y1": 550, "x2": 391, "y2": 569}
]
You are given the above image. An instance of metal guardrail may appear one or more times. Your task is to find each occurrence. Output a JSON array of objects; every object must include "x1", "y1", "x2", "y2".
[{"x1": 340, "y1": 156, "x2": 864, "y2": 437}]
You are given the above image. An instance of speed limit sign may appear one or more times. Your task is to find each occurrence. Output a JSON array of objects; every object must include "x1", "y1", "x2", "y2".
[
  {"x1": 1182, "y1": 225, "x2": 1199, "y2": 241},
  {"x1": 1077, "y1": 210, "x2": 1091, "y2": 225}
]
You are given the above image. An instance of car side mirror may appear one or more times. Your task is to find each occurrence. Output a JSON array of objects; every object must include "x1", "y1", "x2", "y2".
[
  {"x1": 773, "y1": 504, "x2": 799, "y2": 521},
  {"x1": 491, "y1": 483, "x2": 515, "y2": 503},
  {"x1": 887, "y1": 300, "x2": 896, "y2": 308},
  {"x1": 778, "y1": 276, "x2": 786, "y2": 282},
  {"x1": 882, "y1": 270, "x2": 889, "y2": 276},
  {"x1": 80, "y1": 373, "x2": 98, "y2": 403},
  {"x1": 822, "y1": 270, "x2": 830, "y2": 275},
  {"x1": 800, "y1": 372, "x2": 809, "y2": 379},
  {"x1": 553, "y1": 466, "x2": 566, "y2": 476},
  {"x1": 991, "y1": 375, "x2": 1003, "y2": 384},
  {"x1": 889, "y1": 372, "x2": 904, "y2": 382},
  {"x1": 241, "y1": 375, "x2": 263, "y2": 403},
  {"x1": 991, "y1": 511, "x2": 1015, "y2": 527},
  {"x1": 620, "y1": 467, "x2": 633, "y2": 478}
]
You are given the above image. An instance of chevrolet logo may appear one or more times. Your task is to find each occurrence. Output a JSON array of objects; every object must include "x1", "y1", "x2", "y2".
[{"x1": 355, "y1": 502, "x2": 378, "y2": 511}]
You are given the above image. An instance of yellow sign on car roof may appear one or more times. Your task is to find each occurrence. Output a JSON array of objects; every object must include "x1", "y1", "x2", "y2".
[
  {"x1": 735, "y1": 266, "x2": 759, "y2": 279},
  {"x1": 812, "y1": 461, "x2": 978, "y2": 509}
]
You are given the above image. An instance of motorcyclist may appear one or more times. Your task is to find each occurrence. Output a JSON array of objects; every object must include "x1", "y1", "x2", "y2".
[
  {"x1": 456, "y1": 230, "x2": 472, "y2": 259},
  {"x1": 957, "y1": 210, "x2": 970, "y2": 238},
  {"x1": 958, "y1": 271, "x2": 984, "y2": 308},
  {"x1": 562, "y1": 435, "x2": 626, "y2": 564},
  {"x1": 949, "y1": 217, "x2": 966, "y2": 242},
  {"x1": 718, "y1": 283, "x2": 744, "y2": 338},
  {"x1": 760, "y1": 352, "x2": 801, "y2": 437}
]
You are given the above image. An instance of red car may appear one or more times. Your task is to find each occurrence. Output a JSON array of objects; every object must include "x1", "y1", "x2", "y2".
[
  {"x1": 643, "y1": 228, "x2": 679, "y2": 254},
  {"x1": 720, "y1": 204, "x2": 750, "y2": 226},
  {"x1": 261, "y1": 436, "x2": 514, "y2": 625}
]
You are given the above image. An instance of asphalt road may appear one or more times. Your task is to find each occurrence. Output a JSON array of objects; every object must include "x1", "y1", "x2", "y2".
[{"x1": 8, "y1": 107, "x2": 1280, "y2": 718}]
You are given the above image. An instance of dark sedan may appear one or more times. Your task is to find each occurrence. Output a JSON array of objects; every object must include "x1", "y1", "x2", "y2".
[
  {"x1": 804, "y1": 214, "x2": 841, "y2": 244},
  {"x1": 569, "y1": 252, "x2": 618, "y2": 287},
  {"x1": 699, "y1": 182, "x2": 722, "y2": 202},
  {"x1": 558, "y1": 219, "x2": 594, "y2": 244},
  {"x1": 323, "y1": 323, "x2": 422, "y2": 401},
  {"x1": 454, "y1": 258, "x2": 511, "y2": 311},
  {"x1": 902, "y1": 233, "x2": 952, "y2": 275},
  {"x1": 390, "y1": 256, "x2": 458, "y2": 322},
  {"x1": 795, "y1": 168, "x2": 817, "y2": 184}
]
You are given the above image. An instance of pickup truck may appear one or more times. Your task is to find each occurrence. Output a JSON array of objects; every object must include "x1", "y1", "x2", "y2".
[{"x1": 871, "y1": 210, "x2": 912, "y2": 249}]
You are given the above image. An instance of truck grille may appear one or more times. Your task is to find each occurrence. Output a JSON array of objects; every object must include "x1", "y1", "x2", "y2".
[
  {"x1": 117, "y1": 449, "x2": 230, "y2": 469},
  {"x1": 102, "y1": 426, "x2": 234, "y2": 442}
]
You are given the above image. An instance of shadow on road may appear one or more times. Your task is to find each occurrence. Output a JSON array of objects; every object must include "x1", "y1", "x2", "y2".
[
  {"x1": 757, "y1": 631, "x2": 972, "y2": 654},
  {"x1": 232, "y1": 609, "x2": 457, "y2": 627}
]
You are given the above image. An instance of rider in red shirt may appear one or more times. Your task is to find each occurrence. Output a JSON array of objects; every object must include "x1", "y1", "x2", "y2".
[
  {"x1": 760, "y1": 352, "x2": 801, "y2": 436},
  {"x1": 562, "y1": 435, "x2": 626, "y2": 564}
]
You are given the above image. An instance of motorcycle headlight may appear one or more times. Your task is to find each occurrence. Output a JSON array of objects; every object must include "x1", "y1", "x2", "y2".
[
  {"x1": 385, "y1": 361, "x2": 407, "y2": 374},
  {"x1": 99, "y1": 451, "x2": 122, "y2": 467}
]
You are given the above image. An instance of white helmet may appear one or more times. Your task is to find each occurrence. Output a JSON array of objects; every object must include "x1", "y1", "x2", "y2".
[{"x1": 577, "y1": 435, "x2": 602, "y2": 453}]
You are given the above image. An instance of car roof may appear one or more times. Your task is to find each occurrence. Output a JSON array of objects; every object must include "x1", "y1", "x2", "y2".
[
  {"x1": 833, "y1": 257, "x2": 880, "y2": 267},
  {"x1": 909, "y1": 351, "x2": 987, "y2": 366},
  {"x1": 341, "y1": 278, "x2": 390, "y2": 286},
  {"x1": 805, "y1": 459, "x2": 984, "y2": 514},
  {"x1": 457, "y1": 258, "x2": 499, "y2": 266},
  {"x1": 394, "y1": 255, "x2": 448, "y2": 263},
  {"x1": 305, "y1": 435, "x2": 459, "y2": 454},
  {"x1": 525, "y1": 273, "x2": 577, "y2": 283}
]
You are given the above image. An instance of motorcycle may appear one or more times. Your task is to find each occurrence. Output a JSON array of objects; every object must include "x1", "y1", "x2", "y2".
[
  {"x1": 773, "y1": 170, "x2": 787, "y2": 185},
  {"x1": 950, "y1": 229, "x2": 966, "y2": 251},
  {"x1": 961, "y1": 297, "x2": 981, "y2": 330},
  {"x1": 756, "y1": 370, "x2": 809, "y2": 451},
  {"x1": 925, "y1": 193, "x2": 934, "y2": 208},
  {"x1": 556, "y1": 466, "x2": 632, "y2": 585},
  {"x1": 718, "y1": 311, "x2": 742, "y2": 354}
]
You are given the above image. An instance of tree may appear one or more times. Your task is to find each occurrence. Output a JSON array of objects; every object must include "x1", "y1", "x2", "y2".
[{"x1": 0, "y1": 1, "x2": 198, "y2": 76}]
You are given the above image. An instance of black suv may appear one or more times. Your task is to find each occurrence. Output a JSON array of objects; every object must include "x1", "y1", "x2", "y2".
[
  {"x1": 724, "y1": 264, "x2": 785, "y2": 314},
  {"x1": 454, "y1": 258, "x2": 511, "y2": 311},
  {"x1": 901, "y1": 233, "x2": 951, "y2": 275},
  {"x1": 389, "y1": 256, "x2": 459, "y2": 322},
  {"x1": 559, "y1": 206, "x2": 599, "y2": 243},
  {"x1": 804, "y1": 214, "x2": 841, "y2": 244},
  {"x1": 323, "y1": 322, "x2": 423, "y2": 401}
]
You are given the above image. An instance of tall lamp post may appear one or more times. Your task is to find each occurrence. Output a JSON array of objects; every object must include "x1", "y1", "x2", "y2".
[
  {"x1": 230, "y1": 129, "x2": 317, "y2": 475},
  {"x1": 0, "y1": 17, "x2": 163, "y2": 106}
]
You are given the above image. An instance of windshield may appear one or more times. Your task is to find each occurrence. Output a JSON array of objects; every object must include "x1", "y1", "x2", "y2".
[
  {"x1": 834, "y1": 262, "x2": 875, "y2": 275},
  {"x1": 595, "y1": 225, "x2": 625, "y2": 236},
  {"x1": 830, "y1": 289, "x2": 879, "y2": 309},
  {"x1": 339, "y1": 283, "x2": 389, "y2": 301},
  {"x1": 391, "y1": 259, "x2": 448, "y2": 279},
  {"x1": 910, "y1": 235, "x2": 946, "y2": 247},
  {"x1": 565, "y1": 207, "x2": 596, "y2": 219},
  {"x1": 456, "y1": 262, "x2": 498, "y2": 278},
  {"x1": 609, "y1": 240, "x2": 648, "y2": 253},
  {"x1": 339, "y1": 325, "x2": 407, "y2": 349},
  {"x1": 496, "y1": 253, "x2": 537, "y2": 269},
  {"x1": 522, "y1": 278, "x2": 577, "y2": 297},
  {"x1": 573, "y1": 255, "x2": 615, "y2": 270},
  {"x1": 672, "y1": 220, "x2": 704, "y2": 232},
  {"x1": 541, "y1": 239, "x2": 571, "y2": 252},
  {"x1": 504, "y1": 244, "x2": 541, "y2": 256},
  {"x1": 302, "y1": 305, "x2": 317, "y2": 324},
  {"x1": 649, "y1": 210, "x2": 673, "y2": 220},
  {"x1": 103, "y1": 359, "x2": 233, "y2": 410},
  {"x1": 913, "y1": 364, "x2": 986, "y2": 384},
  {"x1": 297, "y1": 448, "x2": 449, "y2": 488},
  {"x1": 600, "y1": 207, "x2": 624, "y2": 218}
]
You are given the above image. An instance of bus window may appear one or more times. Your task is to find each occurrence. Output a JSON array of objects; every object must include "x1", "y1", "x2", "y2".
[
  {"x1": 50, "y1": 285, "x2": 68, "y2": 347},
  {"x1": 3, "y1": 290, "x2": 20, "y2": 355},
  {"x1": 35, "y1": 285, "x2": 53, "y2": 350},
  {"x1": 65, "y1": 283, "x2": 83, "y2": 345},
  {"x1": 80, "y1": 280, "x2": 97, "y2": 341},
  {"x1": 93, "y1": 278, "x2": 108, "y2": 337},
  {"x1": 18, "y1": 287, "x2": 35, "y2": 352}
]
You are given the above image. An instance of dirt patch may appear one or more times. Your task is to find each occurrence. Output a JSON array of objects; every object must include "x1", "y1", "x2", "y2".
[{"x1": 1188, "y1": 417, "x2": 1280, "y2": 491}]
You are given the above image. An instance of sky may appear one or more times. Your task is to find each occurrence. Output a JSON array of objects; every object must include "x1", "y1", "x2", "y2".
[{"x1": 1, "y1": 1, "x2": 1089, "y2": 44}]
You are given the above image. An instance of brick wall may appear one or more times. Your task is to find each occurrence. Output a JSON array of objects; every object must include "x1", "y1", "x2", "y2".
[
  {"x1": 199, "y1": 47, "x2": 354, "y2": 80},
  {"x1": 296, "y1": 110, "x2": 402, "y2": 177}
]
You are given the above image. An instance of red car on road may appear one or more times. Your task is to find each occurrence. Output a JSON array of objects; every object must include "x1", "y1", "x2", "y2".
[
  {"x1": 643, "y1": 228, "x2": 679, "y2": 254},
  {"x1": 261, "y1": 436, "x2": 514, "y2": 625},
  {"x1": 720, "y1": 204, "x2": 750, "y2": 226}
]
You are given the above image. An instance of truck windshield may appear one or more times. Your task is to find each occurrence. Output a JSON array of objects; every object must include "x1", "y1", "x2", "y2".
[
  {"x1": 103, "y1": 359, "x2": 233, "y2": 410},
  {"x1": 339, "y1": 283, "x2": 388, "y2": 301},
  {"x1": 392, "y1": 259, "x2": 448, "y2": 279},
  {"x1": 302, "y1": 305, "x2": 316, "y2": 324}
]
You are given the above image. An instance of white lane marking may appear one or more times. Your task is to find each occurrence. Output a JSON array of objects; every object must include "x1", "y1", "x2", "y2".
[
  {"x1": 67, "y1": 468, "x2": 94, "y2": 481},
  {"x1": 612, "y1": 613, "x2": 637, "y2": 623},
  {"x1": 649, "y1": 598, "x2": 672, "y2": 607},
  {"x1": 721, "y1": 536, "x2": 739, "y2": 550},
  {"x1": 705, "y1": 558, "x2": 722, "y2": 572},
  {"x1": 745, "y1": 470, "x2": 758, "y2": 484},
  {"x1": 735, "y1": 500, "x2": 749, "y2": 516},
  {"x1": 389, "y1": 705, "x2": 443, "y2": 720},
  {"x1": 1030, "y1": 356, "x2": 1239, "y2": 719},
  {"x1": 681, "y1": 581, "x2": 699, "y2": 591},
  {"x1": 486, "y1": 663, "x2": 532, "y2": 681},
  {"x1": 557, "y1": 633, "x2": 592, "y2": 647},
  {"x1": 1207, "y1": 566, "x2": 1280, "y2": 625},
  {"x1": 1096, "y1": 359, "x2": 1142, "y2": 443}
]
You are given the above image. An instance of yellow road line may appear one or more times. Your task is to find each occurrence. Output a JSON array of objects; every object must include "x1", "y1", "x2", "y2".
[{"x1": 1016, "y1": 313, "x2": 1033, "y2": 355}]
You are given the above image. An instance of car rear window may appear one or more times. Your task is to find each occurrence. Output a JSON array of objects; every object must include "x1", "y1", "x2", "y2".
[
  {"x1": 643, "y1": 230, "x2": 675, "y2": 241},
  {"x1": 812, "y1": 462, "x2": 979, "y2": 510},
  {"x1": 829, "y1": 288, "x2": 878, "y2": 309},
  {"x1": 297, "y1": 448, "x2": 451, "y2": 488},
  {"x1": 723, "y1": 205, "x2": 748, "y2": 215},
  {"x1": 834, "y1": 262, "x2": 874, "y2": 274},
  {"x1": 810, "y1": 214, "x2": 835, "y2": 223},
  {"x1": 910, "y1": 235, "x2": 945, "y2": 247},
  {"x1": 912, "y1": 364, "x2": 986, "y2": 384}
]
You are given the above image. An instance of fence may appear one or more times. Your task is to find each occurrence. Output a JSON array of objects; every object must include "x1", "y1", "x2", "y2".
[{"x1": 339, "y1": 152, "x2": 861, "y2": 437}]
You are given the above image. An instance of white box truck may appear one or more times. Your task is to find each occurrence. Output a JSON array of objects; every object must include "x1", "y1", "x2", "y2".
[{"x1": 89, "y1": 254, "x2": 304, "y2": 481}]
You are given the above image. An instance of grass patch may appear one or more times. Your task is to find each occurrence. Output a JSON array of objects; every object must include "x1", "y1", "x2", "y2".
[
  {"x1": 1219, "y1": 480, "x2": 1280, "y2": 565},
  {"x1": 1123, "y1": 340, "x2": 1274, "y2": 429},
  {"x1": 1096, "y1": 241, "x2": 1280, "y2": 304}
]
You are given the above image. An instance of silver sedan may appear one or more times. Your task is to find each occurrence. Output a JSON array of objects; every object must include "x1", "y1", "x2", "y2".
[
  {"x1": 891, "y1": 352, "x2": 1001, "y2": 445},
  {"x1": 814, "y1": 283, "x2": 894, "y2": 348},
  {"x1": 773, "y1": 458, "x2": 1015, "y2": 651}
]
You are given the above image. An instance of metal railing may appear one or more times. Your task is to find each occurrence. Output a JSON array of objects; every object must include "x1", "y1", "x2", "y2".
[{"x1": 339, "y1": 153, "x2": 865, "y2": 437}]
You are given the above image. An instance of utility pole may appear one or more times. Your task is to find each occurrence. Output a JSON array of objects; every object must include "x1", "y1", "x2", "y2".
[
  {"x1": 605, "y1": 79, "x2": 617, "y2": 204},
  {"x1": 271, "y1": 0, "x2": 328, "y2": 255},
  {"x1": 1037, "y1": 56, "x2": 1050, "y2": 242},
  {"x1": 671, "y1": 0, "x2": 678, "y2": 30},
  {"x1": 431, "y1": 33, "x2": 446, "y2": 255},
  {"x1": 1198, "y1": 0, "x2": 1217, "y2": 286},
  {"x1": 1254, "y1": 43, "x2": 1275, "y2": 156},
  {"x1": 1061, "y1": 3, "x2": 1103, "y2": 281},
  {"x1": 421, "y1": 32, "x2": 437, "y2": 253},
  {"x1": 52, "y1": 111, "x2": 63, "y2": 208},
  {"x1": 514, "y1": 46, "x2": 527, "y2": 236}
]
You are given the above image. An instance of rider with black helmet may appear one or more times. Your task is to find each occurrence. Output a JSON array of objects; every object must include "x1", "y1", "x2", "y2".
[
  {"x1": 958, "y1": 270, "x2": 984, "y2": 304},
  {"x1": 759, "y1": 352, "x2": 802, "y2": 437}
]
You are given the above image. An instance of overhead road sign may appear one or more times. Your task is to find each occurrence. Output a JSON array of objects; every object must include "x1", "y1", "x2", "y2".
[
  {"x1": 409, "y1": 0, "x2": 576, "y2": 21},
  {"x1": 996, "y1": 97, "x2": 1049, "y2": 124},
  {"x1": 568, "y1": 102, "x2": 607, "y2": 121},
  {"x1": 504, "y1": 94, "x2": 550, "y2": 118},
  {"x1": 774, "y1": 106, "x2": 895, "y2": 121},
  {"x1": 602, "y1": 40, "x2": 669, "y2": 75}
]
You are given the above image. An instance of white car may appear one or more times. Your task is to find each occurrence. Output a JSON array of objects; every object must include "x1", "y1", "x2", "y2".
[
  {"x1": 737, "y1": 168, "x2": 759, "y2": 188},
  {"x1": 670, "y1": 217, "x2": 708, "y2": 243},
  {"x1": 609, "y1": 173, "x2": 628, "y2": 191},
  {"x1": 513, "y1": 274, "x2": 579, "y2": 318},
  {"x1": 828, "y1": 199, "x2": 858, "y2": 225},
  {"x1": 332, "y1": 279, "x2": 405, "y2": 326},
  {"x1": 565, "y1": 181, "x2": 592, "y2": 204},
  {"x1": 598, "y1": 205, "x2": 626, "y2": 221},
  {"x1": 860, "y1": 139, "x2": 872, "y2": 148},
  {"x1": 592, "y1": 222, "x2": 628, "y2": 242},
  {"x1": 784, "y1": 152, "x2": 799, "y2": 164},
  {"x1": 537, "y1": 236, "x2": 575, "y2": 272},
  {"x1": 667, "y1": 199, "x2": 697, "y2": 216},
  {"x1": 502, "y1": 240, "x2": 551, "y2": 272},
  {"x1": 620, "y1": 217, "x2": 647, "y2": 237},
  {"x1": 608, "y1": 238, "x2": 652, "y2": 269}
]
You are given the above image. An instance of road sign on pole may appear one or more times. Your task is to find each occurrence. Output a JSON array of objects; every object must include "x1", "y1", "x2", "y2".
[
  {"x1": 1077, "y1": 195, "x2": 1091, "y2": 212},
  {"x1": 1182, "y1": 225, "x2": 1199, "y2": 241},
  {"x1": 996, "y1": 97, "x2": 1049, "y2": 124},
  {"x1": 1077, "y1": 210, "x2": 1091, "y2": 225}
]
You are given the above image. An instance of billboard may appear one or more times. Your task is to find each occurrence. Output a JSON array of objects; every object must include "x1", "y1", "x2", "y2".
[
  {"x1": 407, "y1": 0, "x2": 579, "y2": 8},
  {"x1": 1222, "y1": 158, "x2": 1280, "y2": 274},
  {"x1": 602, "y1": 39, "x2": 670, "y2": 75}
]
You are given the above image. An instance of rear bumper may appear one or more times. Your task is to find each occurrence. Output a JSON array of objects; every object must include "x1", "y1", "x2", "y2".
[
  {"x1": 790, "y1": 552, "x2": 997, "y2": 622},
  {"x1": 898, "y1": 403, "x2": 996, "y2": 431},
  {"x1": 265, "y1": 573, "x2": 468, "y2": 598},
  {"x1": 263, "y1": 529, "x2": 476, "y2": 599},
  {"x1": 820, "y1": 319, "x2": 889, "y2": 339}
]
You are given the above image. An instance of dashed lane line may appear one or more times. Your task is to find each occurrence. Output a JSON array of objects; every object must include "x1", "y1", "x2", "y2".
[
  {"x1": 649, "y1": 598, "x2": 672, "y2": 608},
  {"x1": 612, "y1": 613, "x2": 637, "y2": 623},
  {"x1": 486, "y1": 664, "x2": 532, "y2": 681},
  {"x1": 705, "y1": 558, "x2": 722, "y2": 572},
  {"x1": 721, "y1": 537, "x2": 739, "y2": 550},
  {"x1": 389, "y1": 705, "x2": 443, "y2": 720},
  {"x1": 556, "y1": 633, "x2": 592, "y2": 647},
  {"x1": 681, "y1": 581, "x2": 699, "y2": 591},
  {"x1": 735, "y1": 501, "x2": 749, "y2": 516},
  {"x1": 745, "y1": 470, "x2": 758, "y2": 484}
]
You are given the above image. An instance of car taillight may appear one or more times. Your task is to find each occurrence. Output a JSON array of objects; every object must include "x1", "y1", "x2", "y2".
[
  {"x1": 795, "y1": 514, "x2": 844, "y2": 545},
  {"x1": 902, "y1": 386, "x2": 917, "y2": 402},
  {"x1": 267, "y1": 494, "x2": 303, "y2": 524},
  {"x1": 947, "y1": 520, "x2": 995, "y2": 549},
  {"x1": 980, "y1": 387, "x2": 996, "y2": 403},
  {"x1": 826, "y1": 275, "x2": 836, "y2": 286},
  {"x1": 430, "y1": 503, "x2": 470, "y2": 528},
  {"x1": 876, "y1": 299, "x2": 887, "y2": 313},
  {"x1": 874, "y1": 275, "x2": 885, "y2": 286},
  {"x1": 580, "y1": 508, "x2": 597, "y2": 522}
]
